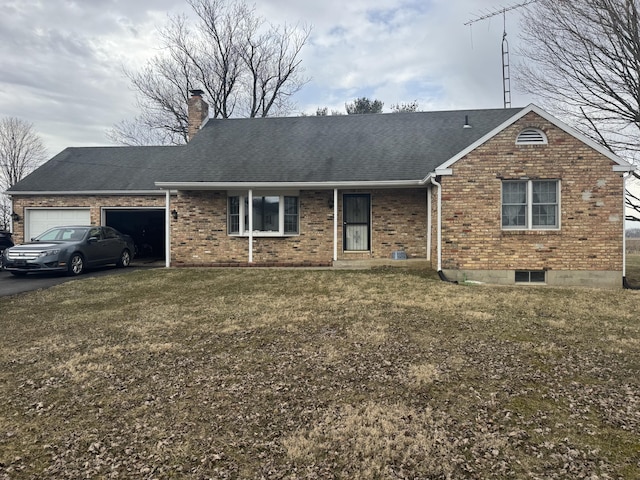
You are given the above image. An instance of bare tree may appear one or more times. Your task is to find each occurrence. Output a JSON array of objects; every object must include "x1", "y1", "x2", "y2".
[
  {"x1": 109, "y1": 0, "x2": 310, "y2": 146},
  {"x1": 517, "y1": 0, "x2": 640, "y2": 221},
  {"x1": 0, "y1": 117, "x2": 47, "y2": 229}
]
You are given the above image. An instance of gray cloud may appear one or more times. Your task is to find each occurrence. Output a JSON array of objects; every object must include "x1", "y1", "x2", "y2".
[{"x1": 0, "y1": 0, "x2": 534, "y2": 156}]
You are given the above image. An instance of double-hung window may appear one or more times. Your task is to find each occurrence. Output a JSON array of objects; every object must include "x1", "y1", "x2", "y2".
[
  {"x1": 228, "y1": 193, "x2": 299, "y2": 236},
  {"x1": 502, "y1": 180, "x2": 559, "y2": 229}
]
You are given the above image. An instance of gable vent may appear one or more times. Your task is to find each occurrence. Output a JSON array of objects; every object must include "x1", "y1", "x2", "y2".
[{"x1": 516, "y1": 128, "x2": 547, "y2": 145}]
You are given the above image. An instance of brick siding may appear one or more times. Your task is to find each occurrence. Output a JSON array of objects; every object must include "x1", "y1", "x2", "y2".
[
  {"x1": 10, "y1": 111, "x2": 625, "y2": 279},
  {"x1": 431, "y1": 111, "x2": 625, "y2": 274},
  {"x1": 170, "y1": 189, "x2": 428, "y2": 266}
]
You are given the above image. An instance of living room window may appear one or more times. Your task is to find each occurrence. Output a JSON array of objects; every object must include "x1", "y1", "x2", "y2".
[
  {"x1": 502, "y1": 180, "x2": 559, "y2": 229},
  {"x1": 228, "y1": 194, "x2": 299, "y2": 236}
]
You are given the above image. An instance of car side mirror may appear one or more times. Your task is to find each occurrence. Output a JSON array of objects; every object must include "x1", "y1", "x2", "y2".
[{"x1": 88, "y1": 236, "x2": 99, "y2": 243}]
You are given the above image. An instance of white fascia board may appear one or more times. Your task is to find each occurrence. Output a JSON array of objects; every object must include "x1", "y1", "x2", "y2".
[
  {"x1": 528, "y1": 104, "x2": 634, "y2": 171},
  {"x1": 429, "y1": 104, "x2": 634, "y2": 177},
  {"x1": 7, "y1": 190, "x2": 169, "y2": 196},
  {"x1": 154, "y1": 180, "x2": 424, "y2": 190}
]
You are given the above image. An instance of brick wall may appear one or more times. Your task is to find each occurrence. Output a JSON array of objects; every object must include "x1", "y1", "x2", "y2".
[
  {"x1": 170, "y1": 188, "x2": 428, "y2": 265},
  {"x1": 10, "y1": 195, "x2": 166, "y2": 244},
  {"x1": 433, "y1": 111, "x2": 625, "y2": 275}
]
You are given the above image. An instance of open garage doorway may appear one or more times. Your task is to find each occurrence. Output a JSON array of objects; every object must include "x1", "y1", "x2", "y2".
[{"x1": 104, "y1": 209, "x2": 165, "y2": 260}]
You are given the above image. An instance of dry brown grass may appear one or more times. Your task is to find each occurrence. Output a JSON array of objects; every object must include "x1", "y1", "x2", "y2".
[
  {"x1": 627, "y1": 238, "x2": 640, "y2": 254},
  {"x1": 1, "y1": 268, "x2": 639, "y2": 478},
  {"x1": 627, "y1": 253, "x2": 640, "y2": 285}
]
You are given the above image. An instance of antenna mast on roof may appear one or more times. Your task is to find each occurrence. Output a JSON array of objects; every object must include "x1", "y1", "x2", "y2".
[{"x1": 465, "y1": 0, "x2": 537, "y2": 109}]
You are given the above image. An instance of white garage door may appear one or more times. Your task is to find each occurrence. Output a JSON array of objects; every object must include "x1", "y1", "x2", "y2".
[{"x1": 26, "y1": 209, "x2": 91, "y2": 240}]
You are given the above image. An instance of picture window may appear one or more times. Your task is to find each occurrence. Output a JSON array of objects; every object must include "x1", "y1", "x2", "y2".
[{"x1": 228, "y1": 194, "x2": 299, "y2": 236}]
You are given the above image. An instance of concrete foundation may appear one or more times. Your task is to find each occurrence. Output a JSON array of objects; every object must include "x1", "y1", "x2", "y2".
[{"x1": 443, "y1": 269, "x2": 622, "y2": 289}]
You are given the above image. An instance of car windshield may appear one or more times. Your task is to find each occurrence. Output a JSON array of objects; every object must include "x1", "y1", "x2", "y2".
[{"x1": 35, "y1": 227, "x2": 89, "y2": 242}]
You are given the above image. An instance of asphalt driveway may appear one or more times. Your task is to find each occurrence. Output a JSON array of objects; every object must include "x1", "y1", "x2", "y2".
[{"x1": 0, "y1": 260, "x2": 163, "y2": 297}]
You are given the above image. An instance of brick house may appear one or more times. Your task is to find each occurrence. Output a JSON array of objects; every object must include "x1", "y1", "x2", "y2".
[{"x1": 6, "y1": 93, "x2": 635, "y2": 288}]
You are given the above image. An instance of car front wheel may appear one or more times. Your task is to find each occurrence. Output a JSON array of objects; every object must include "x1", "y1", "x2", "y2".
[
  {"x1": 68, "y1": 253, "x2": 85, "y2": 276},
  {"x1": 117, "y1": 249, "x2": 131, "y2": 268}
]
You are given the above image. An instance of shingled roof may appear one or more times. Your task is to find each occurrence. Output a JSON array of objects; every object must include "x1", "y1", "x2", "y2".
[
  {"x1": 8, "y1": 107, "x2": 525, "y2": 193},
  {"x1": 7, "y1": 145, "x2": 182, "y2": 193}
]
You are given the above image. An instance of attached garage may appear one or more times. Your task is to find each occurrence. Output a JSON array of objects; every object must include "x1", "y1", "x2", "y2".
[
  {"x1": 103, "y1": 208, "x2": 165, "y2": 259},
  {"x1": 25, "y1": 208, "x2": 91, "y2": 241}
]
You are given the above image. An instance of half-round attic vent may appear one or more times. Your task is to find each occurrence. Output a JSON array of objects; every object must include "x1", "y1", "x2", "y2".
[{"x1": 516, "y1": 128, "x2": 548, "y2": 145}]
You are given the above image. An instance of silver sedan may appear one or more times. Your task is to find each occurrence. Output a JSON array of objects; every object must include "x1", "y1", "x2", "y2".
[{"x1": 2, "y1": 226, "x2": 135, "y2": 276}]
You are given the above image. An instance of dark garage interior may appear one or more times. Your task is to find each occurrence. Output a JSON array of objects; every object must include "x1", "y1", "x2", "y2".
[{"x1": 105, "y1": 209, "x2": 165, "y2": 259}]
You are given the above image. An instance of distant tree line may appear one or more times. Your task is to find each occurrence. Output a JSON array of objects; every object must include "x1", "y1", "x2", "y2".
[{"x1": 306, "y1": 98, "x2": 420, "y2": 116}]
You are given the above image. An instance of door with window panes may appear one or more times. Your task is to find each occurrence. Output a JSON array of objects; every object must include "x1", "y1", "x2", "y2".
[{"x1": 343, "y1": 194, "x2": 370, "y2": 251}]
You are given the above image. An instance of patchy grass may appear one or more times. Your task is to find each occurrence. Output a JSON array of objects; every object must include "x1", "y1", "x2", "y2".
[{"x1": 1, "y1": 268, "x2": 639, "y2": 479}]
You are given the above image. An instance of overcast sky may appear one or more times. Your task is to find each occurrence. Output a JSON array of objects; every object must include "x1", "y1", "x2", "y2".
[{"x1": 0, "y1": 0, "x2": 536, "y2": 156}]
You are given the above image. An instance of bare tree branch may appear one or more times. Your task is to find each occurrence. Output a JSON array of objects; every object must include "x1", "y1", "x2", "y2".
[
  {"x1": 0, "y1": 117, "x2": 47, "y2": 229},
  {"x1": 108, "y1": 0, "x2": 310, "y2": 146},
  {"x1": 517, "y1": 0, "x2": 640, "y2": 222}
]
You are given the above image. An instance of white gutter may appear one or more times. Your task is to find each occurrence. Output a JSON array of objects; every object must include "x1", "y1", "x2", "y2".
[
  {"x1": 429, "y1": 176, "x2": 443, "y2": 271},
  {"x1": 7, "y1": 190, "x2": 169, "y2": 196},
  {"x1": 333, "y1": 188, "x2": 338, "y2": 261},
  {"x1": 248, "y1": 189, "x2": 253, "y2": 263},
  {"x1": 165, "y1": 190, "x2": 171, "y2": 268},
  {"x1": 155, "y1": 180, "x2": 422, "y2": 190}
]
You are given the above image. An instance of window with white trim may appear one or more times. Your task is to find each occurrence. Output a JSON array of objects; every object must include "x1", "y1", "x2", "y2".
[
  {"x1": 228, "y1": 194, "x2": 299, "y2": 236},
  {"x1": 502, "y1": 180, "x2": 559, "y2": 229}
]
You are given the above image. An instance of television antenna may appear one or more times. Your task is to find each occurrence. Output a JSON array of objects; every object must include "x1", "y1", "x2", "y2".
[{"x1": 465, "y1": 0, "x2": 537, "y2": 108}]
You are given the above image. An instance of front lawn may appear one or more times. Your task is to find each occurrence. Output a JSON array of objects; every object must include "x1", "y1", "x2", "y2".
[{"x1": 1, "y1": 268, "x2": 639, "y2": 478}]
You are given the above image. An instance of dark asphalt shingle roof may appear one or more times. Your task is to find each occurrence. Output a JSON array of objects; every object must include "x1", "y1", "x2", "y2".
[
  {"x1": 8, "y1": 146, "x2": 182, "y2": 192},
  {"x1": 167, "y1": 107, "x2": 523, "y2": 183},
  {"x1": 8, "y1": 107, "x2": 523, "y2": 193}
]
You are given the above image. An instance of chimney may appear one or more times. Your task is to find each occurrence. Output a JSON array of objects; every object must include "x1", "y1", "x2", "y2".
[{"x1": 187, "y1": 89, "x2": 209, "y2": 141}]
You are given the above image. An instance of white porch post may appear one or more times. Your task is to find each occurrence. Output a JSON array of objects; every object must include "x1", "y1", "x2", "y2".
[
  {"x1": 248, "y1": 189, "x2": 253, "y2": 263},
  {"x1": 165, "y1": 190, "x2": 171, "y2": 268},
  {"x1": 333, "y1": 188, "x2": 338, "y2": 261}
]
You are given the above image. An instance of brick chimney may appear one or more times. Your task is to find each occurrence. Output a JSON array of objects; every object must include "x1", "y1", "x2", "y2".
[{"x1": 187, "y1": 89, "x2": 209, "y2": 141}]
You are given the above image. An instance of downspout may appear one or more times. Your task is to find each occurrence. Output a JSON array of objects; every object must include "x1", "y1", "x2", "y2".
[
  {"x1": 623, "y1": 173, "x2": 627, "y2": 281},
  {"x1": 622, "y1": 174, "x2": 640, "y2": 289},
  {"x1": 429, "y1": 176, "x2": 457, "y2": 284},
  {"x1": 333, "y1": 188, "x2": 338, "y2": 262},
  {"x1": 165, "y1": 190, "x2": 171, "y2": 268},
  {"x1": 426, "y1": 185, "x2": 432, "y2": 261},
  {"x1": 248, "y1": 189, "x2": 253, "y2": 263}
]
